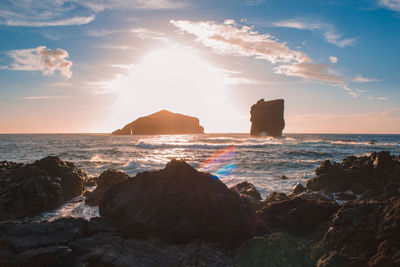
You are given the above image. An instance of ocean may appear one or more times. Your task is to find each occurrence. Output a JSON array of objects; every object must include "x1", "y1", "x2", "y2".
[{"x1": 1, "y1": 133, "x2": 399, "y2": 221}]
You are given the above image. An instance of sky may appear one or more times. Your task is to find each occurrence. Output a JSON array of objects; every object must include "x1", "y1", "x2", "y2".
[{"x1": 0, "y1": 0, "x2": 399, "y2": 134}]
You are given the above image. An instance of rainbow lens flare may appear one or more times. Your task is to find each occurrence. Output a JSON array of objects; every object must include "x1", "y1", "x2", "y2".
[{"x1": 200, "y1": 146, "x2": 236, "y2": 177}]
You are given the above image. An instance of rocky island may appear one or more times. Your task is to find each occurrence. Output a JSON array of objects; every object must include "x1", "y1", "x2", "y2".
[
  {"x1": 112, "y1": 110, "x2": 204, "y2": 135},
  {"x1": 250, "y1": 99, "x2": 285, "y2": 137}
]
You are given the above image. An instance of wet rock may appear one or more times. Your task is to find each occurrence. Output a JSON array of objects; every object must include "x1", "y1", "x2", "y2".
[
  {"x1": 112, "y1": 109, "x2": 204, "y2": 135},
  {"x1": 85, "y1": 169, "x2": 129, "y2": 206},
  {"x1": 306, "y1": 151, "x2": 400, "y2": 196},
  {"x1": 319, "y1": 198, "x2": 400, "y2": 266},
  {"x1": 234, "y1": 232, "x2": 314, "y2": 267},
  {"x1": 0, "y1": 156, "x2": 87, "y2": 221},
  {"x1": 100, "y1": 159, "x2": 261, "y2": 246},
  {"x1": 258, "y1": 192, "x2": 338, "y2": 235},
  {"x1": 291, "y1": 182, "x2": 306, "y2": 195},
  {"x1": 0, "y1": 217, "x2": 233, "y2": 266},
  {"x1": 34, "y1": 156, "x2": 87, "y2": 201},
  {"x1": 230, "y1": 181, "x2": 262, "y2": 201},
  {"x1": 250, "y1": 98, "x2": 285, "y2": 137}
]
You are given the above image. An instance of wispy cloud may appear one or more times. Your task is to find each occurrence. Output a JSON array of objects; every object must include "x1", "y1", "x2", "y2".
[
  {"x1": 273, "y1": 19, "x2": 356, "y2": 48},
  {"x1": 22, "y1": 96, "x2": 72, "y2": 100},
  {"x1": 7, "y1": 46, "x2": 73, "y2": 78},
  {"x1": 0, "y1": 0, "x2": 186, "y2": 27},
  {"x1": 353, "y1": 75, "x2": 380, "y2": 83},
  {"x1": 131, "y1": 28, "x2": 169, "y2": 42},
  {"x1": 171, "y1": 19, "x2": 343, "y2": 84},
  {"x1": 4, "y1": 16, "x2": 95, "y2": 27},
  {"x1": 379, "y1": 0, "x2": 400, "y2": 11}
]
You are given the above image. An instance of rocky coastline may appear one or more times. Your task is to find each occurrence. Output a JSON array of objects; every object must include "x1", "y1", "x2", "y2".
[{"x1": 0, "y1": 151, "x2": 399, "y2": 266}]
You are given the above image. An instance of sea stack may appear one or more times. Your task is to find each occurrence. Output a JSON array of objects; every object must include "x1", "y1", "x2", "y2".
[
  {"x1": 112, "y1": 110, "x2": 204, "y2": 135},
  {"x1": 250, "y1": 99, "x2": 285, "y2": 137}
]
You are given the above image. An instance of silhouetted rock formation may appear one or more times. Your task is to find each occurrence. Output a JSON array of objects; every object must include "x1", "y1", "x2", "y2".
[
  {"x1": 85, "y1": 169, "x2": 129, "y2": 206},
  {"x1": 100, "y1": 159, "x2": 261, "y2": 246},
  {"x1": 250, "y1": 99, "x2": 285, "y2": 137},
  {"x1": 0, "y1": 156, "x2": 87, "y2": 220},
  {"x1": 112, "y1": 110, "x2": 204, "y2": 135}
]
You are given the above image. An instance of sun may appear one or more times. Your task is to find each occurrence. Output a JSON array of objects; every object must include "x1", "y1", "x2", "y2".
[{"x1": 107, "y1": 47, "x2": 244, "y2": 133}]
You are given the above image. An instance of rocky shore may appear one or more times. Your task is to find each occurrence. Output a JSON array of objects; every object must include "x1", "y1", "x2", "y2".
[{"x1": 0, "y1": 151, "x2": 399, "y2": 266}]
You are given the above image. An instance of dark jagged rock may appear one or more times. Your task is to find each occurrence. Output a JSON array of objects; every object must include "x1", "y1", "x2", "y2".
[
  {"x1": 291, "y1": 182, "x2": 306, "y2": 195},
  {"x1": 85, "y1": 169, "x2": 129, "y2": 206},
  {"x1": 112, "y1": 110, "x2": 204, "y2": 135},
  {"x1": 257, "y1": 192, "x2": 339, "y2": 235},
  {"x1": 230, "y1": 181, "x2": 262, "y2": 201},
  {"x1": 306, "y1": 151, "x2": 400, "y2": 196},
  {"x1": 34, "y1": 156, "x2": 87, "y2": 201},
  {"x1": 100, "y1": 159, "x2": 262, "y2": 246},
  {"x1": 318, "y1": 199, "x2": 400, "y2": 266},
  {"x1": 0, "y1": 217, "x2": 233, "y2": 266},
  {"x1": 0, "y1": 156, "x2": 87, "y2": 221},
  {"x1": 250, "y1": 99, "x2": 285, "y2": 137}
]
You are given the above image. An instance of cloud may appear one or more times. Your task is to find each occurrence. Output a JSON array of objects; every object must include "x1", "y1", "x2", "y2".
[
  {"x1": 353, "y1": 75, "x2": 380, "y2": 83},
  {"x1": 379, "y1": 0, "x2": 400, "y2": 11},
  {"x1": 4, "y1": 16, "x2": 95, "y2": 27},
  {"x1": 8, "y1": 46, "x2": 73, "y2": 78},
  {"x1": 273, "y1": 19, "x2": 356, "y2": 48},
  {"x1": 171, "y1": 19, "x2": 343, "y2": 84},
  {"x1": 131, "y1": 28, "x2": 168, "y2": 42},
  {"x1": 329, "y1": 56, "x2": 338, "y2": 63},
  {"x1": 0, "y1": 0, "x2": 186, "y2": 27},
  {"x1": 22, "y1": 96, "x2": 72, "y2": 100}
]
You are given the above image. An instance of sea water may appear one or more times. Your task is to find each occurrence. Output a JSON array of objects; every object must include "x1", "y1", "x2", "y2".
[{"x1": 1, "y1": 133, "x2": 399, "y2": 221}]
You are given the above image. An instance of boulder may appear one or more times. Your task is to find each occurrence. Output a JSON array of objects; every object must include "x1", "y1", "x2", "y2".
[
  {"x1": 250, "y1": 99, "x2": 285, "y2": 137},
  {"x1": 230, "y1": 181, "x2": 262, "y2": 201},
  {"x1": 100, "y1": 159, "x2": 261, "y2": 246},
  {"x1": 318, "y1": 198, "x2": 400, "y2": 266},
  {"x1": 257, "y1": 192, "x2": 338, "y2": 234},
  {"x1": 34, "y1": 156, "x2": 87, "y2": 201},
  {"x1": 112, "y1": 110, "x2": 204, "y2": 135},
  {"x1": 0, "y1": 157, "x2": 87, "y2": 221},
  {"x1": 85, "y1": 169, "x2": 129, "y2": 206},
  {"x1": 306, "y1": 151, "x2": 400, "y2": 196}
]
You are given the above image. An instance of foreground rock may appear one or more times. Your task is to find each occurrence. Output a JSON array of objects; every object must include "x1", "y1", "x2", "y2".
[
  {"x1": 100, "y1": 159, "x2": 262, "y2": 246},
  {"x1": 250, "y1": 99, "x2": 285, "y2": 137},
  {"x1": 307, "y1": 151, "x2": 400, "y2": 195},
  {"x1": 0, "y1": 156, "x2": 87, "y2": 220},
  {"x1": 0, "y1": 217, "x2": 233, "y2": 266},
  {"x1": 112, "y1": 110, "x2": 204, "y2": 135},
  {"x1": 85, "y1": 169, "x2": 129, "y2": 206}
]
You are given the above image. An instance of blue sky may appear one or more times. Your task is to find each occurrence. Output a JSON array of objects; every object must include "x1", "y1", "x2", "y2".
[{"x1": 0, "y1": 0, "x2": 399, "y2": 133}]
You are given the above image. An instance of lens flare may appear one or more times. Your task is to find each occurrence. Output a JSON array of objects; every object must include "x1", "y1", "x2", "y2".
[{"x1": 200, "y1": 146, "x2": 236, "y2": 177}]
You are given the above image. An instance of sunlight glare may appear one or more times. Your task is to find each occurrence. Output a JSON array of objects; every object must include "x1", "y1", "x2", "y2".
[{"x1": 107, "y1": 47, "x2": 244, "y2": 132}]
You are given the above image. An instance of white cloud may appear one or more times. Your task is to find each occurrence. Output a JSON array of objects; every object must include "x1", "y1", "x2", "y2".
[
  {"x1": 353, "y1": 75, "x2": 380, "y2": 83},
  {"x1": 379, "y1": 0, "x2": 400, "y2": 11},
  {"x1": 171, "y1": 19, "x2": 343, "y2": 84},
  {"x1": 8, "y1": 46, "x2": 73, "y2": 78},
  {"x1": 329, "y1": 56, "x2": 338, "y2": 63},
  {"x1": 0, "y1": 0, "x2": 186, "y2": 27},
  {"x1": 4, "y1": 16, "x2": 95, "y2": 27},
  {"x1": 377, "y1": 97, "x2": 388, "y2": 100},
  {"x1": 274, "y1": 63, "x2": 343, "y2": 83},
  {"x1": 273, "y1": 19, "x2": 356, "y2": 48},
  {"x1": 131, "y1": 28, "x2": 168, "y2": 42}
]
